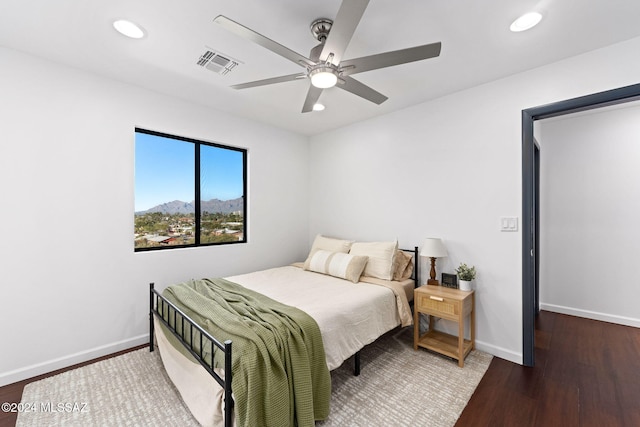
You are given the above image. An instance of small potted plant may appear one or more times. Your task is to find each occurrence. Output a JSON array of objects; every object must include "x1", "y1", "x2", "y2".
[{"x1": 455, "y1": 263, "x2": 476, "y2": 291}]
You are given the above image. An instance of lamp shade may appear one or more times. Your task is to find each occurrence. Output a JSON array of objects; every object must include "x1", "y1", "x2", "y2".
[{"x1": 420, "y1": 238, "x2": 448, "y2": 258}]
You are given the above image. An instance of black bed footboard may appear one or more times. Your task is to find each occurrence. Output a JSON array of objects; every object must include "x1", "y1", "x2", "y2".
[{"x1": 149, "y1": 283, "x2": 234, "y2": 427}]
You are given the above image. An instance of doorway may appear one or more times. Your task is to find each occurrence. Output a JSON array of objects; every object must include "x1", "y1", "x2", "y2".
[{"x1": 521, "y1": 82, "x2": 640, "y2": 367}]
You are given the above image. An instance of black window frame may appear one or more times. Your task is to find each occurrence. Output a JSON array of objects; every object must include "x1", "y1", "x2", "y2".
[{"x1": 134, "y1": 127, "x2": 247, "y2": 252}]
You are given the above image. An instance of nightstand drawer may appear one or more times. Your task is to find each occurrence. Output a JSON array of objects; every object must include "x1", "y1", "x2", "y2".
[
  {"x1": 418, "y1": 294, "x2": 459, "y2": 317},
  {"x1": 418, "y1": 295, "x2": 460, "y2": 316}
]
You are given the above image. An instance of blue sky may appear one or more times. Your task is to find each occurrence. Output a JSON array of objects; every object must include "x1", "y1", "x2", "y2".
[{"x1": 135, "y1": 131, "x2": 244, "y2": 211}]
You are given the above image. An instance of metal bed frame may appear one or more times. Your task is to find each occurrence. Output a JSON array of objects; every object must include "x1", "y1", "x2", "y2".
[{"x1": 149, "y1": 246, "x2": 419, "y2": 427}]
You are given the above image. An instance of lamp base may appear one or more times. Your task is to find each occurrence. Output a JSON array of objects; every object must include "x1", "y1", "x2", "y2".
[{"x1": 428, "y1": 257, "x2": 440, "y2": 286}]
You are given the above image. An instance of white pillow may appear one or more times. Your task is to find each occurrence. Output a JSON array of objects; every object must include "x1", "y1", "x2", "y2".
[
  {"x1": 306, "y1": 250, "x2": 368, "y2": 283},
  {"x1": 349, "y1": 240, "x2": 398, "y2": 280},
  {"x1": 304, "y1": 234, "x2": 353, "y2": 269}
]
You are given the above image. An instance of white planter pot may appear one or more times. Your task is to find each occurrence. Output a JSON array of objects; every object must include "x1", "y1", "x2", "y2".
[{"x1": 458, "y1": 279, "x2": 472, "y2": 291}]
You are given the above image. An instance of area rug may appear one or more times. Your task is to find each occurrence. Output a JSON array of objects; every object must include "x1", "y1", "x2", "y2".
[{"x1": 17, "y1": 327, "x2": 492, "y2": 426}]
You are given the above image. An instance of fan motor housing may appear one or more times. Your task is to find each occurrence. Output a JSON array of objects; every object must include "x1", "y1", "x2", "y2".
[{"x1": 310, "y1": 18, "x2": 333, "y2": 42}]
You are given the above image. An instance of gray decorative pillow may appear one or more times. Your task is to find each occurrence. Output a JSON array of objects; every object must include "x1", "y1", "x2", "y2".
[{"x1": 393, "y1": 250, "x2": 414, "y2": 281}]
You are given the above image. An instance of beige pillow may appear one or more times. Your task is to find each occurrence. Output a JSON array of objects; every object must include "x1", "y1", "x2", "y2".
[
  {"x1": 349, "y1": 240, "x2": 398, "y2": 280},
  {"x1": 392, "y1": 250, "x2": 414, "y2": 281},
  {"x1": 304, "y1": 234, "x2": 353, "y2": 269},
  {"x1": 307, "y1": 250, "x2": 368, "y2": 283}
]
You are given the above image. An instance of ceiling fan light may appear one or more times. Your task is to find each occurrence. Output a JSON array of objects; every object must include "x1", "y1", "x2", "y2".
[
  {"x1": 310, "y1": 67, "x2": 338, "y2": 89},
  {"x1": 113, "y1": 19, "x2": 146, "y2": 39},
  {"x1": 510, "y1": 12, "x2": 542, "y2": 32},
  {"x1": 313, "y1": 103, "x2": 325, "y2": 111}
]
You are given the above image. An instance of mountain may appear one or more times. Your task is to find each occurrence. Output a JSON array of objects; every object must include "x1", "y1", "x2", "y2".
[
  {"x1": 136, "y1": 197, "x2": 243, "y2": 215},
  {"x1": 202, "y1": 198, "x2": 244, "y2": 214}
]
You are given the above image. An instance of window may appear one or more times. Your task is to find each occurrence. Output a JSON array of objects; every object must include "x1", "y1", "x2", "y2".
[{"x1": 134, "y1": 128, "x2": 246, "y2": 251}]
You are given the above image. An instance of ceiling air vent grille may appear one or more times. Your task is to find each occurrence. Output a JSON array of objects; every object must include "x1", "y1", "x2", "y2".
[{"x1": 197, "y1": 49, "x2": 240, "y2": 75}]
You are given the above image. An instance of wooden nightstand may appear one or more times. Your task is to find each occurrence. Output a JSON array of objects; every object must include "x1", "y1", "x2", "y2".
[{"x1": 413, "y1": 285, "x2": 475, "y2": 367}]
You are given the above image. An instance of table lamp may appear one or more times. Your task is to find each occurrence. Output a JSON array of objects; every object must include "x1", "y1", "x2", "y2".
[{"x1": 420, "y1": 238, "x2": 448, "y2": 285}]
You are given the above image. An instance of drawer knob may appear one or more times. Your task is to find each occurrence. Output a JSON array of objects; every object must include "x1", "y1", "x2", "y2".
[{"x1": 429, "y1": 296, "x2": 444, "y2": 302}]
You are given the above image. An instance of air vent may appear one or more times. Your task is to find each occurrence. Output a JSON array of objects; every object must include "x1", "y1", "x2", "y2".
[{"x1": 197, "y1": 49, "x2": 240, "y2": 75}]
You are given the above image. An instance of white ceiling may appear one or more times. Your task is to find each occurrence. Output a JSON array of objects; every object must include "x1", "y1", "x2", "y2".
[{"x1": 2, "y1": 0, "x2": 640, "y2": 136}]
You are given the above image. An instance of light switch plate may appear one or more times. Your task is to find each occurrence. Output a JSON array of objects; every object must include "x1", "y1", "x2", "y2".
[{"x1": 500, "y1": 216, "x2": 518, "y2": 232}]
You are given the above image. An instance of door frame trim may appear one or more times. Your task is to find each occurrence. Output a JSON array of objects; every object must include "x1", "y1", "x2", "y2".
[{"x1": 521, "y1": 83, "x2": 640, "y2": 367}]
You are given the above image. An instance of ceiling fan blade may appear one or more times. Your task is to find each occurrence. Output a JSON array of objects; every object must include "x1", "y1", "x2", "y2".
[
  {"x1": 302, "y1": 85, "x2": 323, "y2": 113},
  {"x1": 340, "y1": 42, "x2": 442, "y2": 76},
  {"x1": 338, "y1": 76, "x2": 388, "y2": 105},
  {"x1": 320, "y1": 0, "x2": 370, "y2": 65},
  {"x1": 231, "y1": 73, "x2": 307, "y2": 90},
  {"x1": 214, "y1": 15, "x2": 315, "y2": 68}
]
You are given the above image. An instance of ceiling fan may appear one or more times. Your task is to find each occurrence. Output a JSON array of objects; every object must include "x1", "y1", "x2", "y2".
[{"x1": 213, "y1": 0, "x2": 441, "y2": 113}]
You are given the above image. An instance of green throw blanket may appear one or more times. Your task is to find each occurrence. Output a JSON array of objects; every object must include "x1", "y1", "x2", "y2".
[{"x1": 161, "y1": 278, "x2": 331, "y2": 427}]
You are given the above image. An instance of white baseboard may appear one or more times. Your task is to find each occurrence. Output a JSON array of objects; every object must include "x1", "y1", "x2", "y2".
[
  {"x1": 540, "y1": 303, "x2": 640, "y2": 328},
  {"x1": 475, "y1": 340, "x2": 522, "y2": 365},
  {"x1": 0, "y1": 334, "x2": 149, "y2": 387}
]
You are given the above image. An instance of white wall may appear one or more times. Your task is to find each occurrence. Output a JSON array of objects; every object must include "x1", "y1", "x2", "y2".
[
  {"x1": 538, "y1": 103, "x2": 640, "y2": 327},
  {"x1": 308, "y1": 36, "x2": 640, "y2": 363},
  {"x1": 0, "y1": 47, "x2": 310, "y2": 386}
]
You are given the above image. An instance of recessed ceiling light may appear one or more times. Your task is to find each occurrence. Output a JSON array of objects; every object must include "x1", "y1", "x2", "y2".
[
  {"x1": 312, "y1": 103, "x2": 325, "y2": 111},
  {"x1": 510, "y1": 12, "x2": 542, "y2": 32},
  {"x1": 113, "y1": 19, "x2": 146, "y2": 39}
]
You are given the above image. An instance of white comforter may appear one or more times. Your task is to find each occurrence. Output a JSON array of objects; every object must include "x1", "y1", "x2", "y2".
[{"x1": 227, "y1": 265, "x2": 405, "y2": 370}]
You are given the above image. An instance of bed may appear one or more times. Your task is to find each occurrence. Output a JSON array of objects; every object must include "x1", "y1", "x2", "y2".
[{"x1": 149, "y1": 236, "x2": 419, "y2": 427}]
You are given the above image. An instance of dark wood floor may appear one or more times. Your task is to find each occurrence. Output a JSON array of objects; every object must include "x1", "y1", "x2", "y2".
[
  {"x1": 1, "y1": 312, "x2": 638, "y2": 426},
  {"x1": 456, "y1": 311, "x2": 640, "y2": 426}
]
